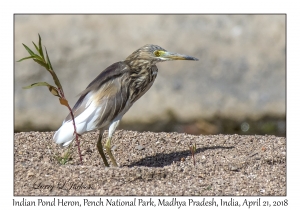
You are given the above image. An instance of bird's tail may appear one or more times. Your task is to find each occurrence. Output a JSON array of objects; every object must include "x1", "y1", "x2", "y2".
[
  {"x1": 53, "y1": 121, "x2": 78, "y2": 147},
  {"x1": 53, "y1": 102, "x2": 99, "y2": 147}
]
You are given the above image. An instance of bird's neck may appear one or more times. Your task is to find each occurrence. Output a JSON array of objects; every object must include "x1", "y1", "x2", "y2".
[
  {"x1": 125, "y1": 59, "x2": 155, "y2": 70},
  {"x1": 127, "y1": 63, "x2": 158, "y2": 104}
]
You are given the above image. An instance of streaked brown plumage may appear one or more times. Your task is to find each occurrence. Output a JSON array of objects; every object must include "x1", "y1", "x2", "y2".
[{"x1": 53, "y1": 44, "x2": 198, "y2": 167}]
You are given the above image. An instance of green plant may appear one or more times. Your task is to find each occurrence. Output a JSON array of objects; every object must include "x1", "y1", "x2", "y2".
[
  {"x1": 206, "y1": 185, "x2": 212, "y2": 191},
  {"x1": 18, "y1": 34, "x2": 83, "y2": 164},
  {"x1": 190, "y1": 143, "x2": 197, "y2": 166},
  {"x1": 55, "y1": 149, "x2": 72, "y2": 165}
]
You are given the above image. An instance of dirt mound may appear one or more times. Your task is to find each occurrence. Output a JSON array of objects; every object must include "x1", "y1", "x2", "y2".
[{"x1": 14, "y1": 130, "x2": 286, "y2": 196}]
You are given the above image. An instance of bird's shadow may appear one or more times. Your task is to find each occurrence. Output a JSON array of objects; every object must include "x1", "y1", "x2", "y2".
[{"x1": 126, "y1": 145, "x2": 234, "y2": 168}]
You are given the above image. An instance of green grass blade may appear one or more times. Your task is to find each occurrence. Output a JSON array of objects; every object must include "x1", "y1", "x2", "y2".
[
  {"x1": 17, "y1": 55, "x2": 36, "y2": 62},
  {"x1": 23, "y1": 82, "x2": 60, "y2": 97},
  {"x1": 22, "y1": 43, "x2": 35, "y2": 56},
  {"x1": 32, "y1": 41, "x2": 39, "y2": 53},
  {"x1": 23, "y1": 82, "x2": 52, "y2": 89},
  {"x1": 33, "y1": 58, "x2": 49, "y2": 69},
  {"x1": 49, "y1": 69, "x2": 62, "y2": 89},
  {"x1": 38, "y1": 34, "x2": 45, "y2": 60},
  {"x1": 45, "y1": 47, "x2": 53, "y2": 70}
]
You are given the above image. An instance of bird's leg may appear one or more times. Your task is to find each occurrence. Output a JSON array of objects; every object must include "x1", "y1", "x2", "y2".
[
  {"x1": 96, "y1": 130, "x2": 109, "y2": 167},
  {"x1": 104, "y1": 137, "x2": 118, "y2": 167},
  {"x1": 104, "y1": 119, "x2": 121, "y2": 167}
]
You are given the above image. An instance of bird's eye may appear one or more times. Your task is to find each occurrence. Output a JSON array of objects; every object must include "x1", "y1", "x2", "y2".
[{"x1": 154, "y1": 50, "x2": 161, "y2": 57}]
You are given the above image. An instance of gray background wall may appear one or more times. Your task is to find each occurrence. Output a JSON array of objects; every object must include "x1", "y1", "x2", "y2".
[{"x1": 14, "y1": 15, "x2": 285, "y2": 134}]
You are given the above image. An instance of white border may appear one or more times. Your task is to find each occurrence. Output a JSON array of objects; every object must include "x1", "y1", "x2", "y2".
[{"x1": 3, "y1": 0, "x2": 299, "y2": 209}]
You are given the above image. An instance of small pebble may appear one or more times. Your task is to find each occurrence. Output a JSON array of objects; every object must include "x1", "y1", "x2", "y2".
[{"x1": 135, "y1": 145, "x2": 145, "y2": 150}]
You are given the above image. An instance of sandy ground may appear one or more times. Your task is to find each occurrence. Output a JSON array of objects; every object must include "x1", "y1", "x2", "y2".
[{"x1": 14, "y1": 130, "x2": 286, "y2": 196}]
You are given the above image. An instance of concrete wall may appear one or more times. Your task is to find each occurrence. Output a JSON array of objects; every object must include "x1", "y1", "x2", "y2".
[{"x1": 14, "y1": 15, "x2": 285, "y2": 131}]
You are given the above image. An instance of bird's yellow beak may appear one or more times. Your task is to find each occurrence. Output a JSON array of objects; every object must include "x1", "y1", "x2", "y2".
[{"x1": 159, "y1": 51, "x2": 198, "y2": 61}]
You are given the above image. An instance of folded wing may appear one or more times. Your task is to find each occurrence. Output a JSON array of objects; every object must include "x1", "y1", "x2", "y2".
[{"x1": 53, "y1": 61, "x2": 130, "y2": 147}]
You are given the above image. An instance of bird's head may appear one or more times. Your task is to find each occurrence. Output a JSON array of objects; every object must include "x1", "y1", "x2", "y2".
[{"x1": 125, "y1": 44, "x2": 198, "y2": 66}]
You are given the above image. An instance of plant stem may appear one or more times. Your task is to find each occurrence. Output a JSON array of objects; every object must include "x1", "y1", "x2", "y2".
[
  {"x1": 58, "y1": 88, "x2": 83, "y2": 165},
  {"x1": 19, "y1": 35, "x2": 83, "y2": 165}
]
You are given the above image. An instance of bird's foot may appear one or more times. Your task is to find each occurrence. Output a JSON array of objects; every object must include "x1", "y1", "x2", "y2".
[
  {"x1": 97, "y1": 132, "x2": 110, "y2": 167},
  {"x1": 105, "y1": 139, "x2": 118, "y2": 167}
]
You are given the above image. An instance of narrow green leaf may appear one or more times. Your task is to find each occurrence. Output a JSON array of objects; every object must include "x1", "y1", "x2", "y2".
[
  {"x1": 45, "y1": 47, "x2": 53, "y2": 70},
  {"x1": 22, "y1": 43, "x2": 35, "y2": 56},
  {"x1": 17, "y1": 55, "x2": 36, "y2": 62},
  {"x1": 23, "y1": 82, "x2": 60, "y2": 97},
  {"x1": 45, "y1": 47, "x2": 62, "y2": 88},
  {"x1": 48, "y1": 69, "x2": 62, "y2": 89},
  {"x1": 32, "y1": 41, "x2": 39, "y2": 53},
  {"x1": 33, "y1": 58, "x2": 49, "y2": 69},
  {"x1": 23, "y1": 82, "x2": 52, "y2": 89},
  {"x1": 38, "y1": 34, "x2": 45, "y2": 60},
  {"x1": 31, "y1": 54, "x2": 44, "y2": 62}
]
